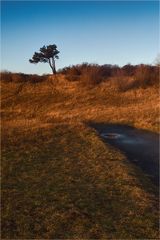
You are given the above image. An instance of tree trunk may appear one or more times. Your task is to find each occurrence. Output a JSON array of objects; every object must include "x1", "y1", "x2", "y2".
[
  {"x1": 49, "y1": 58, "x2": 56, "y2": 75},
  {"x1": 52, "y1": 57, "x2": 56, "y2": 75},
  {"x1": 51, "y1": 67, "x2": 56, "y2": 75}
]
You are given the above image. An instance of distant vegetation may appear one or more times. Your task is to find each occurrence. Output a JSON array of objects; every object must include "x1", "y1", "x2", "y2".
[
  {"x1": 1, "y1": 72, "x2": 51, "y2": 84},
  {"x1": 1, "y1": 63, "x2": 159, "y2": 91},
  {"x1": 59, "y1": 63, "x2": 159, "y2": 90}
]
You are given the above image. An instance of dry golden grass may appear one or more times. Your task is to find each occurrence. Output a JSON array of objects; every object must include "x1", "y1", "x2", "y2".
[
  {"x1": 1, "y1": 74, "x2": 159, "y2": 239},
  {"x1": 1, "y1": 75, "x2": 159, "y2": 131},
  {"x1": 1, "y1": 123, "x2": 159, "y2": 239}
]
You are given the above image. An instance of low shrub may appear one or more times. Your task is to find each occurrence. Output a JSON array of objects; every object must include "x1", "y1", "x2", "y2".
[
  {"x1": 65, "y1": 66, "x2": 81, "y2": 81},
  {"x1": 28, "y1": 74, "x2": 48, "y2": 83},
  {"x1": 1, "y1": 71, "x2": 13, "y2": 82},
  {"x1": 80, "y1": 65, "x2": 104, "y2": 87},
  {"x1": 114, "y1": 65, "x2": 159, "y2": 91},
  {"x1": 0, "y1": 72, "x2": 50, "y2": 83},
  {"x1": 134, "y1": 65, "x2": 159, "y2": 87}
]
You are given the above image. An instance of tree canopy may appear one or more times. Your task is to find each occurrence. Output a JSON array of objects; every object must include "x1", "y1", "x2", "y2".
[{"x1": 29, "y1": 44, "x2": 60, "y2": 74}]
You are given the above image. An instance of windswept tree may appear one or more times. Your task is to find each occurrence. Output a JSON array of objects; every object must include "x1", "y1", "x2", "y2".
[{"x1": 29, "y1": 44, "x2": 60, "y2": 74}]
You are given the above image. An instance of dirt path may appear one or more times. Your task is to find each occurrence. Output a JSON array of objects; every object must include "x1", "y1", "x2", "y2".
[{"x1": 90, "y1": 123, "x2": 159, "y2": 186}]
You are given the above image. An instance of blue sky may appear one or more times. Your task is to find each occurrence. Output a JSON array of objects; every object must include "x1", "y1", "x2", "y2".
[{"x1": 1, "y1": 1, "x2": 159, "y2": 74}]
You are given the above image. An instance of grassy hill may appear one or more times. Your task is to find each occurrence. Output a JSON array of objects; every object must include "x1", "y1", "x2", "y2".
[{"x1": 1, "y1": 72, "x2": 159, "y2": 239}]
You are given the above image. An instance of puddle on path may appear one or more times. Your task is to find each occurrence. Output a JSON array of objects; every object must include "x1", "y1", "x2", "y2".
[{"x1": 100, "y1": 132, "x2": 146, "y2": 144}]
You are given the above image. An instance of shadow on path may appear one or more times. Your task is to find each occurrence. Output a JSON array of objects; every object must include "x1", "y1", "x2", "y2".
[{"x1": 89, "y1": 123, "x2": 159, "y2": 186}]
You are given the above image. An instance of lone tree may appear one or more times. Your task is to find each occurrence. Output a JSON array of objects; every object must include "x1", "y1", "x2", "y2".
[{"x1": 29, "y1": 44, "x2": 60, "y2": 74}]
